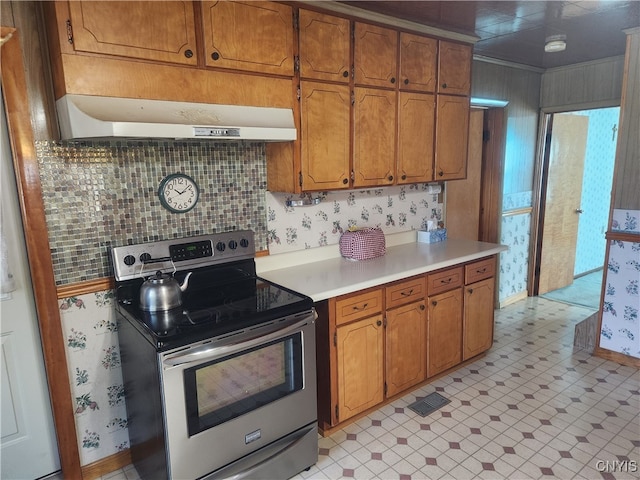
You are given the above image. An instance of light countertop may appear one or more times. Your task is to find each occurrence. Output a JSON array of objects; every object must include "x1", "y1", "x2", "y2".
[{"x1": 257, "y1": 237, "x2": 508, "y2": 302}]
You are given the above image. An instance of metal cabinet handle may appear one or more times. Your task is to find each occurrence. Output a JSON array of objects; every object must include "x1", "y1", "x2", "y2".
[
  {"x1": 400, "y1": 289, "x2": 414, "y2": 297},
  {"x1": 211, "y1": 52, "x2": 220, "y2": 61},
  {"x1": 476, "y1": 267, "x2": 486, "y2": 274},
  {"x1": 376, "y1": 320, "x2": 382, "y2": 326},
  {"x1": 353, "y1": 303, "x2": 368, "y2": 311},
  {"x1": 440, "y1": 278, "x2": 452, "y2": 284},
  {"x1": 390, "y1": 77, "x2": 396, "y2": 84},
  {"x1": 432, "y1": 300, "x2": 437, "y2": 306},
  {"x1": 468, "y1": 288, "x2": 474, "y2": 294},
  {"x1": 404, "y1": 78, "x2": 409, "y2": 85},
  {"x1": 184, "y1": 49, "x2": 193, "y2": 58},
  {"x1": 419, "y1": 304, "x2": 425, "y2": 311}
]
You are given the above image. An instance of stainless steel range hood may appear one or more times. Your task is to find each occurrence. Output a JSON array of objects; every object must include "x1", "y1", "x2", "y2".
[{"x1": 55, "y1": 94, "x2": 297, "y2": 141}]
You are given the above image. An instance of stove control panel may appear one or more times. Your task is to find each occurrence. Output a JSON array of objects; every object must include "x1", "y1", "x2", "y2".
[{"x1": 111, "y1": 230, "x2": 256, "y2": 281}]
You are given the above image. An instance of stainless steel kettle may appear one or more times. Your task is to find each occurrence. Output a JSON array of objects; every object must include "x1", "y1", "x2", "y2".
[{"x1": 139, "y1": 270, "x2": 192, "y2": 312}]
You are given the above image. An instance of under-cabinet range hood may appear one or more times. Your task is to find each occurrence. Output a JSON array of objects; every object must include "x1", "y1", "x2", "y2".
[{"x1": 55, "y1": 94, "x2": 297, "y2": 141}]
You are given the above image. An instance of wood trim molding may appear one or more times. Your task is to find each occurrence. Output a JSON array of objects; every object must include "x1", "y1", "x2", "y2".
[
  {"x1": 57, "y1": 277, "x2": 114, "y2": 299},
  {"x1": 605, "y1": 231, "x2": 640, "y2": 243},
  {"x1": 1, "y1": 26, "x2": 82, "y2": 478},
  {"x1": 81, "y1": 450, "x2": 131, "y2": 480},
  {"x1": 501, "y1": 207, "x2": 532, "y2": 218},
  {"x1": 593, "y1": 346, "x2": 640, "y2": 368}
]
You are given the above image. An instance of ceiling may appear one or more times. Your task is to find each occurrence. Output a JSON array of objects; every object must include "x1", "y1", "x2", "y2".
[{"x1": 340, "y1": 1, "x2": 640, "y2": 69}]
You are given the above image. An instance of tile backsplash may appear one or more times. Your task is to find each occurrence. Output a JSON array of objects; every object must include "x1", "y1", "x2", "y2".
[
  {"x1": 36, "y1": 140, "x2": 268, "y2": 285},
  {"x1": 36, "y1": 140, "x2": 444, "y2": 285},
  {"x1": 266, "y1": 186, "x2": 443, "y2": 255}
]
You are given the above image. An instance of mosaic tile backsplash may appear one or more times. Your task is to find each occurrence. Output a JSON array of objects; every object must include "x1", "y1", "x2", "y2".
[{"x1": 36, "y1": 140, "x2": 267, "y2": 285}]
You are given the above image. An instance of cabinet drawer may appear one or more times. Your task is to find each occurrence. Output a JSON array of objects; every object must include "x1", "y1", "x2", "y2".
[
  {"x1": 386, "y1": 277, "x2": 426, "y2": 309},
  {"x1": 427, "y1": 266, "x2": 463, "y2": 295},
  {"x1": 465, "y1": 257, "x2": 495, "y2": 284},
  {"x1": 335, "y1": 289, "x2": 383, "y2": 326}
]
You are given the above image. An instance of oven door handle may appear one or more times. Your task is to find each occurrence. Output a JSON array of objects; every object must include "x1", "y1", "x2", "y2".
[{"x1": 162, "y1": 313, "x2": 314, "y2": 367}]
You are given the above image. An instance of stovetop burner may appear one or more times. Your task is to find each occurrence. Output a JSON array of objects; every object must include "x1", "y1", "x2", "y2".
[{"x1": 111, "y1": 232, "x2": 313, "y2": 350}]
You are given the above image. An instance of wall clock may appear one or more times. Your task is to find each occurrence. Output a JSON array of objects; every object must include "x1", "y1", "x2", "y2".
[{"x1": 158, "y1": 173, "x2": 199, "y2": 213}]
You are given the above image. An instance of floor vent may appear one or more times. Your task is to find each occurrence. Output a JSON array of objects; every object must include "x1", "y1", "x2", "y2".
[{"x1": 408, "y1": 392, "x2": 450, "y2": 417}]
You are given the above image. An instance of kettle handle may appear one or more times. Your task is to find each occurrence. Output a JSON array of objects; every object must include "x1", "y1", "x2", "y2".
[{"x1": 139, "y1": 256, "x2": 176, "y2": 278}]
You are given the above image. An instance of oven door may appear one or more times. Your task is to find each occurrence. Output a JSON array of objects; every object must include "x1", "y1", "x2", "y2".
[{"x1": 160, "y1": 311, "x2": 317, "y2": 480}]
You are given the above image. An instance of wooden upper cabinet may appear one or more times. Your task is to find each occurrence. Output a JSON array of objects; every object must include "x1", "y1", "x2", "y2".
[
  {"x1": 399, "y1": 32, "x2": 437, "y2": 92},
  {"x1": 300, "y1": 81, "x2": 351, "y2": 191},
  {"x1": 354, "y1": 22, "x2": 398, "y2": 88},
  {"x1": 66, "y1": 1, "x2": 198, "y2": 65},
  {"x1": 353, "y1": 87, "x2": 397, "y2": 187},
  {"x1": 201, "y1": 1, "x2": 294, "y2": 75},
  {"x1": 298, "y1": 9, "x2": 351, "y2": 83},
  {"x1": 398, "y1": 92, "x2": 435, "y2": 184},
  {"x1": 435, "y1": 95, "x2": 470, "y2": 180},
  {"x1": 438, "y1": 40, "x2": 472, "y2": 95}
]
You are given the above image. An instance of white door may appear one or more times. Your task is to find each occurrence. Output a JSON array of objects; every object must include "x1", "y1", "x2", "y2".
[{"x1": 1, "y1": 103, "x2": 59, "y2": 478}]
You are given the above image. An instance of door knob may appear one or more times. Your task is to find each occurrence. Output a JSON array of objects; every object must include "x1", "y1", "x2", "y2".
[{"x1": 575, "y1": 208, "x2": 584, "y2": 214}]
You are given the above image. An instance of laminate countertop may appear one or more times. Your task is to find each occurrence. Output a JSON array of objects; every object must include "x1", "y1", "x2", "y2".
[{"x1": 257, "y1": 238, "x2": 508, "y2": 302}]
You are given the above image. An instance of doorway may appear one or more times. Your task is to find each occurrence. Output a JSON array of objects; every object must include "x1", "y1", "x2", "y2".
[{"x1": 533, "y1": 107, "x2": 619, "y2": 309}]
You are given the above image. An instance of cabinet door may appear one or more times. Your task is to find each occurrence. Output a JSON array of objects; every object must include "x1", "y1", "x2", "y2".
[
  {"x1": 299, "y1": 10, "x2": 351, "y2": 83},
  {"x1": 398, "y1": 92, "x2": 435, "y2": 184},
  {"x1": 300, "y1": 81, "x2": 351, "y2": 191},
  {"x1": 336, "y1": 315, "x2": 384, "y2": 422},
  {"x1": 435, "y1": 95, "x2": 469, "y2": 180},
  {"x1": 354, "y1": 22, "x2": 398, "y2": 88},
  {"x1": 202, "y1": 1, "x2": 294, "y2": 75},
  {"x1": 353, "y1": 87, "x2": 396, "y2": 187},
  {"x1": 67, "y1": 1, "x2": 198, "y2": 65},
  {"x1": 386, "y1": 301, "x2": 426, "y2": 397},
  {"x1": 463, "y1": 277, "x2": 495, "y2": 360},
  {"x1": 427, "y1": 288, "x2": 462, "y2": 377},
  {"x1": 399, "y1": 32, "x2": 437, "y2": 92},
  {"x1": 438, "y1": 41, "x2": 472, "y2": 95}
]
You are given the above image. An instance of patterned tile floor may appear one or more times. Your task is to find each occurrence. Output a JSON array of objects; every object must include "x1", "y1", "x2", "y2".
[{"x1": 90, "y1": 297, "x2": 639, "y2": 480}]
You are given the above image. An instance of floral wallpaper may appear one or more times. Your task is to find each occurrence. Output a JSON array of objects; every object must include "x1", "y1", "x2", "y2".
[
  {"x1": 499, "y1": 213, "x2": 531, "y2": 302},
  {"x1": 266, "y1": 185, "x2": 444, "y2": 255},
  {"x1": 600, "y1": 209, "x2": 640, "y2": 358},
  {"x1": 600, "y1": 239, "x2": 640, "y2": 358},
  {"x1": 59, "y1": 289, "x2": 129, "y2": 465}
]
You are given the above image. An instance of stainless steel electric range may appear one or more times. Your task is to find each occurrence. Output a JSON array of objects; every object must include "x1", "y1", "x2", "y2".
[{"x1": 111, "y1": 231, "x2": 318, "y2": 480}]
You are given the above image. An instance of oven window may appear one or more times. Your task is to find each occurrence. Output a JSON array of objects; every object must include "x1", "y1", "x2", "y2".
[{"x1": 184, "y1": 333, "x2": 303, "y2": 436}]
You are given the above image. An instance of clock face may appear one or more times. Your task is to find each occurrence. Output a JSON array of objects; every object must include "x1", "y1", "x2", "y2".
[{"x1": 158, "y1": 173, "x2": 199, "y2": 213}]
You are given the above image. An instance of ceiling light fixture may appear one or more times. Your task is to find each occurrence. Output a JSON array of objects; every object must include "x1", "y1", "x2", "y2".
[{"x1": 545, "y1": 34, "x2": 566, "y2": 53}]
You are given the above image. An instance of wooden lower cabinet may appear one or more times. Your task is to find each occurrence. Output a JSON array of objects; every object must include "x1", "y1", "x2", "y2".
[
  {"x1": 336, "y1": 314, "x2": 385, "y2": 422},
  {"x1": 385, "y1": 300, "x2": 426, "y2": 397},
  {"x1": 317, "y1": 257, "x2": 496, "y2": 433},
  {"x1": 427, "y1": 287, "x2": 463, "y2": 377},
  {"x1": 463, "y1": 278, "x2": 495, "y2": 360}
]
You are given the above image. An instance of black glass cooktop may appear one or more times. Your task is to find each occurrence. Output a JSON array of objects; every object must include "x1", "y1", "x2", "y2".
[{"x1": 115, "y1": 260, "x2": 313, "y2": 350}]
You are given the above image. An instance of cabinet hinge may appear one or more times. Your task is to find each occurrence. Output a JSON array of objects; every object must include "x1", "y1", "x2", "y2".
[
  {"x1": 296, "y1": 85, "x2": 301, "y2": 101},
  {"x1": 333, "y1": 331, "x2": 337, "y2": 347},
  {"x1": 65, "y1": 19, "x2": 74, "y2": 44},
  {"x1": 299, "y1": 171, "x2": 304, "y2": 188},
  {"x1": 350, "y1": 170, "x2": 355, "y2": 181},
  {"x1": 294, "y1": 55, "x2": 300, "y2": 74},
  {"x1": 351, "y1": 90, "x2": 355, "y2": 106},
  {"x1": 335, "y1": 404, "x2": 339, "y2": 420}
]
